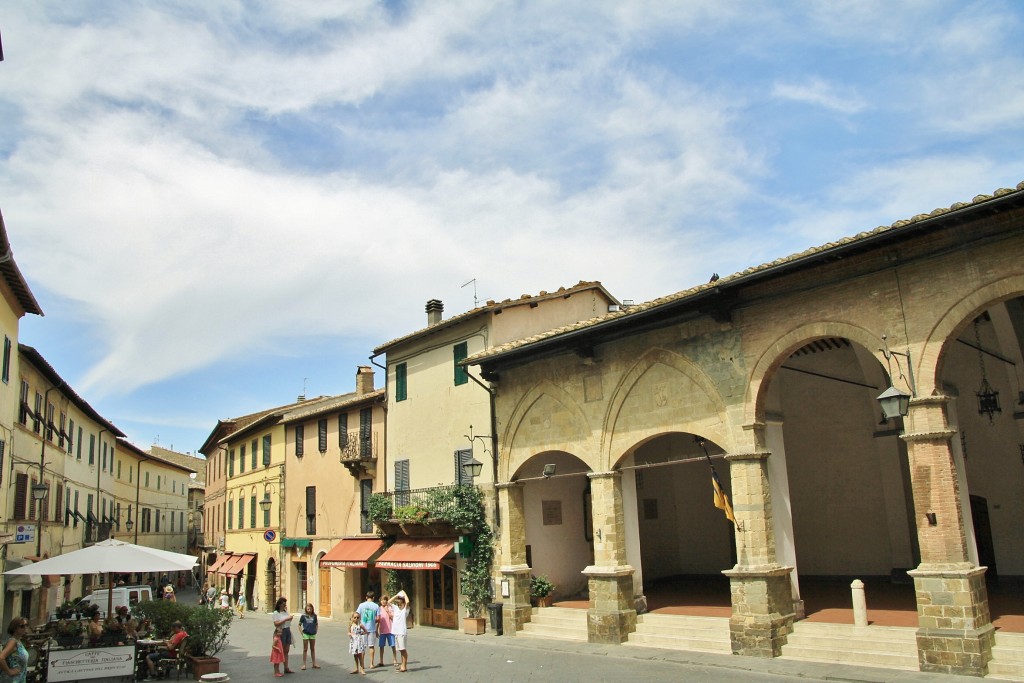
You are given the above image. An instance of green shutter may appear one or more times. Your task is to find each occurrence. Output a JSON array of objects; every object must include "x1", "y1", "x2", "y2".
[
  {"x1": 453, "y1": 341, "x2": 468, "y2": 385},
  {"x1": 263, "y1": 434, "x2": 271, "y2": 465},
  {"x1": 395, "y1": 362, "x2": 407, "y2": 401}
]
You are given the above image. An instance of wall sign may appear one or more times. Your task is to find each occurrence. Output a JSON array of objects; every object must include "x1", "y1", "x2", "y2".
[{"x1": 264, "y1": 530, "x2": 277, "y2": 542}]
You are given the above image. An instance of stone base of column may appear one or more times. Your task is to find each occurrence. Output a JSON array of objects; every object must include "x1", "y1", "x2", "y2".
[
  {"x1": 909, "y1": 564, "x2": 993, "y2": 676},
  {"x1": 499, "y1": 565, "x2": 533, "y2": 635},
  {"x1": 723, "y1": 565, "x2": 795, "y2": 658},
  {"x1": 583, "y1": 565, "x2": 637, "y2": 644}
]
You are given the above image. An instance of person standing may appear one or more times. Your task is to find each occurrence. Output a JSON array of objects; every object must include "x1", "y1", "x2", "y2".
[
  {"x1": 272, "y1": 598, "x2": 296, "y2": 674},
  {"x1": 236, "y1": 592, "x2": 247, "y2": 619},
  {"x1": 0, "y1": 618, "x2": 29, "y2": 683},
  {"x1": 270, "y1": 627, "x2": 285, "y2": 677},
  {"x1": 390, "y1": 591, "x2": 411, "y2": 673},
  {"x1": 355, "y1": 591, "x2": 379, "y2": 672},
  {"x1": 347, "y1": 612, "x2": 366, "y2": 675},
  {"x1": 298, "y1": 604, "x2": 320, "y2": 669},
  {"x1": 374, "y1": 595, "x2": 396, "y2": 668},
  {"x1": 205, "y1": 583, "x2": 218, "y2": 610}
]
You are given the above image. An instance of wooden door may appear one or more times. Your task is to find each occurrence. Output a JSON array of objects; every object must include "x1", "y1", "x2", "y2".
[
  {"x1": 318, "y1": 568, "x2": 332, "y2": 618},
  {"x1": 423, "y1": 562, "x2": 458, "y2": 629}
]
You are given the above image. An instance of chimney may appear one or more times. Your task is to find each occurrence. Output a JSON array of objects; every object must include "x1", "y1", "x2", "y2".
[
  {"x1": 426, "y1": 299, "x2": 444, "y2": 326},
  {"x1": 356, "y1": 365, "x2": 375, "y2": 396}
]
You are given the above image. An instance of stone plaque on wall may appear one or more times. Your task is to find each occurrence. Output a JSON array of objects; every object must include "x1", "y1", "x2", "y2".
[{"x1": 542, "y1": 499, "x2": 563, "y2": 526}]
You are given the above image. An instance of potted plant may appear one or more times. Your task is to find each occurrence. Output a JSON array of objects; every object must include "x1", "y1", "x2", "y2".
[
  {"x1": 53, "y1": 619, "x2": 85, "y2": 648},
  {"x1": 55, "y1": 600, "x2": 78, "y2": 620},
  {"x1": 101, "y1": 617, "x2": 126, "y2": 645},
  {"x1": 530, "y1": 575, "x2": 555, "y2": 608},
  {"x1": 183, "y1": 603, "x2": 234, "y2": 679}
]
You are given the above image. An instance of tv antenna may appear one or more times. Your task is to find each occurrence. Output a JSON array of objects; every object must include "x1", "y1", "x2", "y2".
[{"x1": 462, "y1": 278, "x2": 481, "y2": 308}]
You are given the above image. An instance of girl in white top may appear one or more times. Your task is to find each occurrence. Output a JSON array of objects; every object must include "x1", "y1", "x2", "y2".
[{"x1": 390, "y1": 591, "x2": 410, "y2": 673}]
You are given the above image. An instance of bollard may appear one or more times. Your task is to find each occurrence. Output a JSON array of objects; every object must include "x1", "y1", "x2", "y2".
[{"x1": 851, "y1": 579, "x2": 868, "y2": 627}]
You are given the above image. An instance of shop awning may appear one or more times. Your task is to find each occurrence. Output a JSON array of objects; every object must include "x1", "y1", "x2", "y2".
[
  {"x1": 320, "y1": 538, "x2": 383, "y2": 568},
  {"x1": 375, "y1": 538, "x2": 455, "y2": 570},
  {"x1": 281, "y1": 539, "x2": 312, "y2": 549},
  {"x1": 207, "y1": 555, "x2": 231, "y2": 574},
  {"x1": 222, "y1": 553, "x2": 255, "y2": 578},
  {"x1": 4, "y1": 558, "x2": 41, "y2": 590}
]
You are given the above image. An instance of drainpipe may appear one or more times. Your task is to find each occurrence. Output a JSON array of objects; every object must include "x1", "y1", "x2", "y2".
[
  {"x1": 369, "y1": 353, "x2": 388, "y2": 493},
  {"x1": 466, "y1": 371, "x2": 500, "y2": 528},
  {"x1": 95, "y1": 428, "x2": 109, "y2": 545},
  {"x1": 38, "y1": 381, "x2": 65, "y2": 557}
]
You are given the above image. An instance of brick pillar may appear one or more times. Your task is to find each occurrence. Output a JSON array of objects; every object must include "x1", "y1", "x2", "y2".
[
  {"x1": 722, "y1": 451, "x2": 795, "y2": 658},
  {"x1": 903, "y1": 396, "x2": 993, "y2": 677},
  {"x1": 583, "y1": 471, "x2": 636, "y2": 644},
  {"x1": 496, "y1": 482, "x2": 532, "y2": 634}
]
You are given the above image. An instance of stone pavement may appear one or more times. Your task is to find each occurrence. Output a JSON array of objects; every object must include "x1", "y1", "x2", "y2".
[{"x1": 206, "y1": 606, "x2": 986, "y2": 683}]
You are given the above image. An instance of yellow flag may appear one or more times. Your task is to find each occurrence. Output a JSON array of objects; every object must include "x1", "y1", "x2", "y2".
[{"x1": 712, "y1": 469, "x2": 737, "y2": 528}]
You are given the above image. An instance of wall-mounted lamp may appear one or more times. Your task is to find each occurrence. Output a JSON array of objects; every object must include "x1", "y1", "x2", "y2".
[
  {"x1": 462, "y1": 458, "x2": 484, "y2": 480},
  {"x1": 542, "y1": 464, "x2": 556, "y2": 478},
  {"x1": 125, "y1": 519, "x2": 134, "y2": 532},
  {"x1": 461, "y1": 425, "x2": 494, "y2": 482},
  {"x1": 877, "y1": 335, "x2": 917, "y2": 419}
]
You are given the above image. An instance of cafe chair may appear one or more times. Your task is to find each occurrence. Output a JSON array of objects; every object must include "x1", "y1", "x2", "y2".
[{"x1": 156, "y1": 638, "x2": 189, "y2": 680}]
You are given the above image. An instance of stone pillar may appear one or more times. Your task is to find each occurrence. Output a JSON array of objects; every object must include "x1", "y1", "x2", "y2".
[
  {"x1": 903, "y1": 396, "x2": 993, "y2": 677},
  {"x1": 583, "y1": 471, "x2": 636, "y2": 644},
  {"x1": 722, "y1": 451, "x2": 795, "y2": 658},
  {"x1": 496, "y1": 482, "x2": 532, "y2": 634}
]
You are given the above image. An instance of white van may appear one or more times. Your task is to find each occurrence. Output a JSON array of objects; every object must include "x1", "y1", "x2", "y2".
[{"x1": 77, "y1": 585, "x2": 154, "y2": 616}]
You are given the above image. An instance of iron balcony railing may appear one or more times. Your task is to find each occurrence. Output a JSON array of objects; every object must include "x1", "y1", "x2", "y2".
[{"x1": 374, "y1": 484, "x2": 469, "y2": 519}]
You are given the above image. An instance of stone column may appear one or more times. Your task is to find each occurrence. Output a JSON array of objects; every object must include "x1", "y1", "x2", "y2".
[
  {"x1": 496, "y1": 482, "x2": 532, "y2": 634},
  {"x1": 722, "y1": 450, "x2": 795, "y2": 658},
  {"x1": 583, "y1": 471, "x2": 636, "y2": 644},
  {"x1": 903, "y1": 396, "x2": 993, "y2": 677}
]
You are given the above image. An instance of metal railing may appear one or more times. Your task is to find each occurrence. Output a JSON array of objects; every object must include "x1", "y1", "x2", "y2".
[{"x1": 375, "y1": 484, "x2": 471, "y2": 519}]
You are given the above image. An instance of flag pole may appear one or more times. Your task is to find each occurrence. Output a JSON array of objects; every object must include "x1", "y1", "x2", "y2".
[{"x1": 695, "y1": 436, "x2": 738, "y2": 529}]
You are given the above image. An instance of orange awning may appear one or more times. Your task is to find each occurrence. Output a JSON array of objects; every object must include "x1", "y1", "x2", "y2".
[
  {"x1": 375, "y1": 538, "x2": 455, "y2": 570},
  {"x1": 222, "y1": 553, "x2": 255, "y2": 578},
  {"x1": 207, "y1": 555, "x2": 231, "y2": 573},
  {"x1": 320, "y1": 538, "x2": 383, "y2": 569}
]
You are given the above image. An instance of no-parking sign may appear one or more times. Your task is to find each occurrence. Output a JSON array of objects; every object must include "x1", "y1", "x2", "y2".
[{"x1": 264, "y1": 530, "x2": 276, "y2": 542}]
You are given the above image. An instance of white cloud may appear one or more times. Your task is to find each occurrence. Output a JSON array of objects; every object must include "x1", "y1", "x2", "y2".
[{"x1": 771, "y1": 78, "x2": 867, "y2": 115}]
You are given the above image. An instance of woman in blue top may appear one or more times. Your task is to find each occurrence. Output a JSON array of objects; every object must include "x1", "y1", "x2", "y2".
[{"x1": 0, "y1": 618, "x2": 29, "y2": 683}]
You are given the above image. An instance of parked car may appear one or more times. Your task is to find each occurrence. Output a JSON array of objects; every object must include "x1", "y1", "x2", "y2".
[{"x1": 76, "y1": 585, "x2": 154, "y2": 617}]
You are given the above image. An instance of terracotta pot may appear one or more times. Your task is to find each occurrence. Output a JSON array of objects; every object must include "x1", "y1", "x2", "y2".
[
  {"x1": 536, "y1": 596, "x2": 553, "y2": 608},
  {"x1": 462, "y1": 617, "x2": 486, "y2": 635},
  {"x1": 187, "y1": 655, "x2": 221, "y2": 680}
]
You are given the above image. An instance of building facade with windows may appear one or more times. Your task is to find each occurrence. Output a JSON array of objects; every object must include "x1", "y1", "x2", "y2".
[
  {"x1": 281, "y1": 366, "x2": 384, "y2": 620},
  {"x1": 0, "y1": 213, "x2": 43, "y2": 624},
  {"x1": 117, "y1": 441, "x2": 193, "y2": 556},
  {"x1": 369, "y1": 284, "x2": 617, "y2": 629}
]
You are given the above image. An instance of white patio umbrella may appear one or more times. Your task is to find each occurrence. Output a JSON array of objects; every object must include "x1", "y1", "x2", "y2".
[{"x1": 5, "y1": 538, "x2": 197, "y2": 617}]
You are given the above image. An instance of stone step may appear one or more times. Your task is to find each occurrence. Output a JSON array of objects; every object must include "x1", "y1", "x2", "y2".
[
  {"x1": 519, "y1": 621, "x2": 587, "y2": 641},
  {"x1": 781, "y1": 644, "x2": 918, "y2": 670},
  {"x1": 625, "y1": 631, "x2": 731, "y2": 653},
  {"x1": 987, "y1": 660, "x2": 1024, "y2": 682},
  {"x1": 518, "y1": 607, "x2": 587, "y2": 642}
]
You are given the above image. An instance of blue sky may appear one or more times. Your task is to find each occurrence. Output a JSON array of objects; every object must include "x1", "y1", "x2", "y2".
[{"x1": 2, "y1": 1, "x2": 1023, "y2": 456}]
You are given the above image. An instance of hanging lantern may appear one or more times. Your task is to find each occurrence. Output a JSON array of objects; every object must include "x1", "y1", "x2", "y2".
[{"x1": 974, "y1": 318, "x2": 1001, "y2": 424}]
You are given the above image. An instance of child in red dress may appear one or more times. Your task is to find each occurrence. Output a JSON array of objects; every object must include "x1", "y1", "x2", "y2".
[{"x1": 271, "y1": 626, "x2": 286, "y2": 677}]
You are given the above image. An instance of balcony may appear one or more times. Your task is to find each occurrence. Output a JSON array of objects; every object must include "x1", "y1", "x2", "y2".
[
  {"x1": 368, "y1": 485, "x2": 475, "y2": 537},
  {"x1": 339, "y1": 431, "x2": 378, "y2": 477}
]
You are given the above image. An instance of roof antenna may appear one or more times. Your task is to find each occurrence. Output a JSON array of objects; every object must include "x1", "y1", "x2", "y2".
[
  {"x1": 461, "y1": 278, "x2": 480, "y2": 308},
  {"x1": 297, "y1": 377, "x2": 308, "y2": 402}
]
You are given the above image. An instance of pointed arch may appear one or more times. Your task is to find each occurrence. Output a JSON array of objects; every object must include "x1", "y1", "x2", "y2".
[
  {"x1": 501, "y1": 379, "x2": 593, "y2": 481},
  {"x1": 602, "y1": 347, "x2": 731, "y2": 470},
  {"x1": 744, "y1": 321, "x2": 886, "y2": 427}
]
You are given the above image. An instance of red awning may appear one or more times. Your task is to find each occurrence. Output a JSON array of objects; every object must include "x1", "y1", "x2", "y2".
[
  {"x1": 375, "y1": 538, "x2": 455, "y2": 570},
  {"x1": 207, "y1": 555, "x2": 231, "y2": 574},
  {"x1": 320, "y1": 538, "x2": 383, "y2": 568},
  {"x1": 222, "y1": 553, "x2": 255, "y2": 578}
]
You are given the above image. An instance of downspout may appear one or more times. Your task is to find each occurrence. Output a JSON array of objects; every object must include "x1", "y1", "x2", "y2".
[
  {"x1": 466, "y1": 371, "x2": 500, "y2": 528},
  {"x1": 38, "y1": 381, "x2": 65, "y2": 556},
  {"x1": 95, "y1": 428, "x2": 109, "y2": 543},
  {"x1": 369, "y1": 353, "x2": 388, "y2": 492}
]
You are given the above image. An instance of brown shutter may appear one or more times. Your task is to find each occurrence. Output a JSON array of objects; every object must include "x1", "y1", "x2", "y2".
[{"x1": 13, "y1": 472, "x2": 28, "y2": 520}]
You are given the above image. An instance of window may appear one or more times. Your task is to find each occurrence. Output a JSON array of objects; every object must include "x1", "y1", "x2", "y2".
[
  {"x1": 155, "y1": 509, "x2": 160, "y2": 533},
  {"x1": 359, "y1": 408, "x2": 372, "y2": 457},
  {"x1": 145, "y1": 472, "x2": 150, "y2": 487},
  {"x1": 76, "y1": 426, "x2": 83, "y2": 459},
  {"x1": 157, "y1": 475, "x2": 161, "y2": 490},
  {"x1": 29, "y1": 478, "x2": 38, "y2": 520},
  {"x1": 67, "y1": 419, "x2": 75, "y2": 454},
  {"x1": 170, "y1": 510, "x2": 175, "y2": 532},
  {"x1": 318, "y1": 419, "x2": 328, "y2": 453},
  {"x1": 115, "y1": 502, "x2": 121, "y2": 530},
  {"x1": 250, "y1": 494, "x2": 257, "y2": 528},
  {"x1": 251, "y1": 439, "x2": 258, "y2": 469},
  {"x1": 13, "y1": 472, "x2": 28, "y2": 519},
  {"x1": 58, "y1": 412, "x2": 67, "y2": 448},
  {"x1": 229, "y1": 449, "x2": 235, "y2": 477},
  {"x1": 360, "y1": 479, "x2": 372, "y2": 533},
  {"x1": 453, "y1": 341, "x2": 469, "y2": 385},
  {"x1": 86, "y1": 493, "x2": 94, "y2": 524},
  {"x1": 1, "y1": 336, "x2": 10, "y2": 383},
  {"x1": 454, "y1": 448, "x2": 473, "y2": 485},
  {"x1": 395, "y1": 459, "x2": 410, "y2": 506},
  {"x1": 262, "y1": 435, "x2": 271, "y2": 465},
  {"x1": 101, "y1": 442, "x2": 107, "y2": 470},
  {"x1": 73, "y1": 490, "x2": 80, "y2": 528},
  {"x1": 239, "y1": 444, "x2": 246, "y2": 473},
  {"x1": 46, "y1": 403, "x2": 55, "y2": 441},
  {"x1": 228, "y1": 498, "x2": 233, "y2": 530},
  {"x1": 295, "y1": 425, "x2": 304, "y2": 457},
  {"x1": 89, "y1": 433, "x2": 96, "y2": 465},
  {"x1": 338, "y1": 413, "x2": 348, "y2": 450},
  {"x1": 238, "y1": 498, "x2": 244, "y2": 530},
  {"x1": 305, "y1": 487, "x2": 316, "y2": 535},
  {"x1": 33, "y1": 392, "x2": 42, "y2": 433},
  {"x1": 117, "y1": 460, "x2": 121, "y2": 478},
  {"x1": 395, "y1": 363, "x2": 407, "y2": 401},
  {"x1": 65, "y1": 488, "x2": 71, "y2": 526},
  {"x1": 18, "y1": 380, "x2": 29, "y2": 424},
  {"x1": 56, "y1": 484, "x2": 63, "y2": 524}
]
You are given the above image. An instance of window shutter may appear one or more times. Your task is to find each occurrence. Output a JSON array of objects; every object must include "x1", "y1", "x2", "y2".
[
  {"x1": 359, "y1": 408, "x2": 372, "y2": 457},
  {"x1": 454, "y1": 449, "x2": 473, "y2": 485},
  {"x1": 395, "y1": 363, "x2": 407, "y2": 401},
  {"x1": 318, "y1": 419, "x2": 328, "y2": 453},
  {"x1": 14, "y1": 472, "x2": 28, "y2": 520},
  {"x1": 229, "y1": 449, "x2": 235, "y2": 476},
  {"x1": 453, "y1": 342, "x2": 469, "y2": 385},
  {"x1": 29, "y1": 477, "x2": 37, "y2": 520},
  {"x1": 240, "y1": 444, "x2": 246, "y2": 473},
  {"x1": 263, "y1": 435, "x2": 271, "y2": 465},
  {"x1": 360, "y1": 479, "x2": 372, "y2": 533},
  {"x1": 228, "y1": 499, "x2": 233, "y2": 529},
  {"x1": 395, "y1": 459, "x2": 410, "y2": 506},
  {"x1": 238, "y1": 498, "x2": 245, "y2": 529},
  {"x1": 295, "y1": 425, "x2": 304, "y2": 457},
  {"x1": 250, "y1": 495, "x2": 257, "y2": 527},
  {"x1": 251, "y1": 438, "x2": 258, "y2": 469},
  {"x1": 338, "y1": 413, "x2": 349, "y2": 450},
  {"x1": 305, "y1": 486, "x2": 316, "y2": 535}
]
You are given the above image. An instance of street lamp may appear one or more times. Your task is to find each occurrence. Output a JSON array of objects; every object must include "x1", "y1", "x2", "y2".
[
  {"x1": 125, "y1": 518, "x2": 134, "y2": 533},
  {"x1": 32, "y1": 483, "x2": 48, "y2": 556},
  {"x1": 877, "y1": 335, "x2": 916, "y2": 420},
  {"x1": 460, "y1": 425, "x2": 494, "y2": 482}
]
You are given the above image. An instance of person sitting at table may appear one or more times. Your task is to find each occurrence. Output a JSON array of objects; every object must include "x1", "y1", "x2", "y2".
[
  {"x1": 124, "y1": 615, "x2": 140, "y2": 642},
  {"x1": 86, "y1": 613, "x2": 103, "y2": 646},
  {"x1": 145, "y1": 621, "x2": 188, "y2": 680}
]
